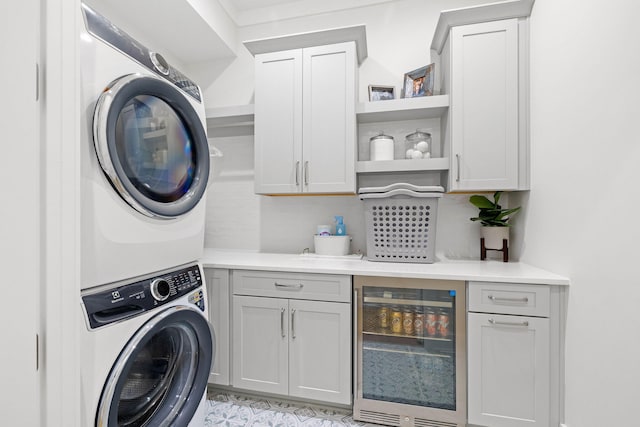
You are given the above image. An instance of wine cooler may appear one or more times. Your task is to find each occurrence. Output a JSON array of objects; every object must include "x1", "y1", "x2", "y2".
[{"x1": 353, "y1": 276, "x2": 466, "y2": 427}]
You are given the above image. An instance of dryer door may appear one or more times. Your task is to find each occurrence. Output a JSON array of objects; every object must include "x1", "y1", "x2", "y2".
[
  {"x1": 97, "y1": 306, "x2": 214, "y2": 427},
  {"x1": 93, "y1": 74, "x2": 210, "y2": 219}
]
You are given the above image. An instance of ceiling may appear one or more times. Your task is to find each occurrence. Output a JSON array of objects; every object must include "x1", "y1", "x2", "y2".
[{"x1": 217, "y1": 0, "x2": 401, "y2": 27}]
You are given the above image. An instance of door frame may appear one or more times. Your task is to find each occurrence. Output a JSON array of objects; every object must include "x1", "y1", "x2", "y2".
[{"x1": 39, "y1": 0, "x2": 82, "y2": 426}]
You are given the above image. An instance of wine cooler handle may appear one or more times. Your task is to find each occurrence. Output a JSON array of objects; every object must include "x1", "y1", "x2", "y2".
[
  {"x1": 489, "y1": 318, "x2": 529, "y2": 327},
  {"x1": 291, "y1": 309, "x2": 296, "y2": 339},
  {"x1": 280, "y1": 308, "x2": 286, "y2": 338},
  {"x1": 488, "y1": 295, "x2": 529, "y2": 303},
  {"x1": 353, "y1": 288, "x2": 359, "y2": 399}
]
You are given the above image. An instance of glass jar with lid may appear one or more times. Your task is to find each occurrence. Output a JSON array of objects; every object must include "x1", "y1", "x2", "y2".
[
  {"x1": 404, "y1": 130, "x2": 431, "y2": 160},
  {"x1": 369, "y1": 132, "x2": 395, "y2": 161}
]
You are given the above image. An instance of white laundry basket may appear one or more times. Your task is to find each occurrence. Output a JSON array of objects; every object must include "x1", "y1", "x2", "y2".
[{"x1": 359, "y1": 184, "x2": 444, "y2": 263}]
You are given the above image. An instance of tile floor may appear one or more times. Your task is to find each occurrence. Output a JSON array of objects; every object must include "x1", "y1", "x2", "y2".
[{"x1": 205, "y1": 388, "x2": 373, "y2": 427}]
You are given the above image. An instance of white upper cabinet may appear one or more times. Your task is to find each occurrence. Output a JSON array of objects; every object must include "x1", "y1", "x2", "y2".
[
  {"x1": 254, "y1": 42, "x2": 357, "y2": 195},
  {"x1": 450, "y1": 19, "x2": 520, "y2": 191},
  {"x1": 254, "y1": 48, "x2": 303, "y2": 194},
  {"x1": 433, "y1": 0, "x2": 533, "y2": 192}
]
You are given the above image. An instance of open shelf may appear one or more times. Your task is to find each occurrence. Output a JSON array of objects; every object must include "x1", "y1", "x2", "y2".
[
  {"x1": 205, "y1": 104, "x2": 255, "y2": 137},
  {"x1": 356, "y1": 157, "x2": 449, "y2": 174},
  {"x1": 356, "y1": 95, "x2": 449, "y2": 123}
]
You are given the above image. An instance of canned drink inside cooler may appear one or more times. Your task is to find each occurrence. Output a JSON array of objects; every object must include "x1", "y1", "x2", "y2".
[
  {"x1": 438, "y1": 310, "x2": 450, "y2": 338},
  {"x1": 391, "y1": 308, "x2": 402, "y2": 334},
  {"x1": 378, "y1": 306, "x2": 389, "y2": 329},
  {"x1": 414, "y1": 312, "x2": 424, "y2": 337},
  {"x1": 426, "y1": 310, "x2": 438, "y2": 337},
  {"x1": 402, "y1": 309, "x2": 414, "y2": 335}
]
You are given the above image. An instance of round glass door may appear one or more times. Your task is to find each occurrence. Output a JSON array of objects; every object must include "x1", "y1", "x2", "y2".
[
  {"x1": 97, "y1": 306, "x2": 214, "y2": 427},
  {"x1": 94, "y1": 74, "x2": 210, "y2": 219}
]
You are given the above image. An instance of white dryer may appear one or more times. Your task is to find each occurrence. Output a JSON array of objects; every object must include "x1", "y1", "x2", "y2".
[
  {"x1": 80, "y1": 262, "x2": 214, "y2": 427},
  {"x1": 80, "y1": 3, "x2": 211, "y2": 289}
]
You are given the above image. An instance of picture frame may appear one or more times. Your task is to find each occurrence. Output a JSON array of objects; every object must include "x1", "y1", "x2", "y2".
[
  {"x1": 368, "y1": 85, "x2": 395, "y2": 101},
  {"x1": 402, "y1": 63, "x2": 435, "y2": 98}
]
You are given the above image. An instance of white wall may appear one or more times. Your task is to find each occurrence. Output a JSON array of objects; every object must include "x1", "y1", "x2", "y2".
[
  {"x1": 520, "y1": 0, "x2": 640, "y2": 425},
  {"x1": 202, "y1": 0, "x2": 488, "y2": 256}
]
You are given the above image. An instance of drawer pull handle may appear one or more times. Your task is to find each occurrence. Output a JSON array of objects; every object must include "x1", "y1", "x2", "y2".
[
  {"x1": 488, "y1": 295, "x2": 529, "y2": 303},
  {"x1": 291, "y1": 309, "x2": 296, "y2": 339},
  {"x1": 295, "y1": 161, "x2": 300, "y2": 186},
  {"x1": 489, "y1": 318, "x2": 529, "y2": 327},
  {"x1": 280, "y1": 308, "x2": 286, "y2": 338},
  {"x1": 275, "y1": 282, "x2": 304, "y2": 290}
]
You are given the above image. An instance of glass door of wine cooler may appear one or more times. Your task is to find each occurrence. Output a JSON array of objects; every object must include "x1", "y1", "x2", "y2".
[{"x1": 353, "y1": 276, "x2": 466, "y2": 427}]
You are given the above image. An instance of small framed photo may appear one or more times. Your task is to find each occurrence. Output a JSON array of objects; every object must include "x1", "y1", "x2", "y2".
[
  {"x1": 368, "y1": 85, "x2": 395, "y2": 101},
  {"x1": 402, "y1": 63, "x2": 435, "y2": 98}
]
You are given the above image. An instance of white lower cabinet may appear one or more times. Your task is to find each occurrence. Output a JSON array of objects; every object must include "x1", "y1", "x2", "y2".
[
  {"x1": 231, "y1": 270, "x2": 352, "y2": 405},
  {"x1": 205, "y1": 268, "x2": 231, "y2": 385},
  {"x1": 467, "y1": 282, "x2": 552, "y2": 427}
]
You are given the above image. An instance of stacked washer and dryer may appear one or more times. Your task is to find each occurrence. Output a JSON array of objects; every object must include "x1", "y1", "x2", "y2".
[{"x1": 78, "y1": 4, "x2": 214, "y2": 426}]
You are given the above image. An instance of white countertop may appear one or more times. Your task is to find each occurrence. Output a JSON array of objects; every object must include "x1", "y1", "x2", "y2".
[{"x1": 201, "y1": 249, "x2": 570, "y2": 286}]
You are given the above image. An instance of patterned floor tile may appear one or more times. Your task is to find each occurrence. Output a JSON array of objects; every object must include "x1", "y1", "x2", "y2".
[{"x1": 205, "y1": 389, "x2": 374, "y2": 427}]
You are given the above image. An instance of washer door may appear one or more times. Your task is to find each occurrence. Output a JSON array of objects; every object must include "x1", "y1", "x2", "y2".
[
  {"x1": 97, "y1": 306, "x2": 214, "y2": 427},
  {"x1": 93, "y1": 73, "x2": 210, "y2": 219}
]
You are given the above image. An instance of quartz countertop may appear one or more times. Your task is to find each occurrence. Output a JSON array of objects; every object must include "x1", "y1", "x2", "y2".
[{"x1": 200, "y1": 249, "x2": 570, "y2": 286}]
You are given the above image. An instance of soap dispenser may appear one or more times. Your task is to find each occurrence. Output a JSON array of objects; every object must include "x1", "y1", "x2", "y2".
[{"x1": 334, "y1": 216, "x2": 346, "y2": 236}]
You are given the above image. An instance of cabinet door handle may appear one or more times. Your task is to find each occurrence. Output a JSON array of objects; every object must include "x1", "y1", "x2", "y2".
[
  {"x1": 274, "y1": 282, "x2": 304, "y2": 290},
  {"x1": 304, "y1": 161, "x2": 309, "y2": 186},
  {"x1": 295, "y1": 161, "x2": 300, "y2": 186},
  {"x1": 489, "y1": 318, "x2": 529, "y2": 327},
  {"x1": 280, "y1": 308, "x2": 286, "y2": 338},
  {"x1": 291, "y1": 309, "x2": 296, "y2": 339},
  {"x1": 456, "y1": 154, "x2": 461, "y2": 182},
  {"x1": 488, "y1": 295, "x2": 529, "y2": 303}
]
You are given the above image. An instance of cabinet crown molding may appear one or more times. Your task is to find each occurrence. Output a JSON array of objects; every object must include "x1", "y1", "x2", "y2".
[
  {"x1": 243, "y1": 24, "x2": 367, "y2": 64},
  {"x1": 430, "y1": 0, "x2": 534, "y2": 54}
]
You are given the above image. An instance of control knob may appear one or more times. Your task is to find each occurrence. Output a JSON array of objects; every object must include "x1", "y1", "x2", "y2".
[{"x1": 150, "y1": 278, "x2": 171, "y2": 302}]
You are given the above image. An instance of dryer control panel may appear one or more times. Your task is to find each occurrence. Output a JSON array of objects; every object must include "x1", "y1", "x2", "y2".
[{"x1": 82, "y1": 263, "x2": 205, "y2": 329}]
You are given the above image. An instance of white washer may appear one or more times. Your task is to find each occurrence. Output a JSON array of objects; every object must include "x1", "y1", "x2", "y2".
[
  {"x1": 80, "y1": 3, "x2": 211, "y2": 289},
  {"x1": 80, "y1": 262, "x2": 214, "y2": 427}
]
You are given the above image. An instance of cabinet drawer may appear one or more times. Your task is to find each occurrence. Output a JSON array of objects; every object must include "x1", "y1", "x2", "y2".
[
  {"x1": 232, "y1": 270, "x2": 351, "y2": 302},
  {"x1": 468, "y1": 282, "x2": 549, "y2": 317}
]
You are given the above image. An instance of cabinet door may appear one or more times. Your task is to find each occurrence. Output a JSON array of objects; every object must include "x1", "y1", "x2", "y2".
[
  {"x1": 288, "y1": 299, "x2": 352, "y2": 405},
  {"x1": 254, "y1": 49, "x2": 303, "y2": 194},
  {"x1": 450, "y1": 19, "x2": 519, "y2": 191},
  {"x1": 468, "y1": 313, "x2": 550, "y2": 427},
  {"x1": 205, "y1": 268, "x2": 230, "y2": 385},
  {"x1": 302, "y1": 42, "x2": 356, "y2": 194},
  {"x1": 232, "y1": 296, "x2": 289, "y2": 394}
]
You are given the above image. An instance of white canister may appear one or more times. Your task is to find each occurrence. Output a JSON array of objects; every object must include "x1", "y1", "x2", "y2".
[{"x1": 370, "y1": 133, "x2": 395, "y2": 161}]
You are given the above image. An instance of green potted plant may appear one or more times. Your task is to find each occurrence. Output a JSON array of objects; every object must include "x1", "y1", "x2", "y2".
[{"x1": 469, "y1": 191, "x2": 521, "y2": 253}]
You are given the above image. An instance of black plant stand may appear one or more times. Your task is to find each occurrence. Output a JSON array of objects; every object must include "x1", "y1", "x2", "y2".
[{"x1": 480, "y1": 237, "x2": 509, "y2": 262}]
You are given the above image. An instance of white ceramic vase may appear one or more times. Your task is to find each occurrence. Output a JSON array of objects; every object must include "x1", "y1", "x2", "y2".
[{"x1": 481, "y1": 226, "x2": 509, "y2": 250}]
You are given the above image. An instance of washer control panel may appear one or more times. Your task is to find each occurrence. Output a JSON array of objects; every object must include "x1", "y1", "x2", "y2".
[{"x1": 82, "y1": 263, "x2": 205, "y2": 329}]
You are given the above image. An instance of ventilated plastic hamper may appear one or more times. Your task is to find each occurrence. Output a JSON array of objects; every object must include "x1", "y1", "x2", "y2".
[{"x1": 359, "y1": 185, "x2": 444, "y2": 263}]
